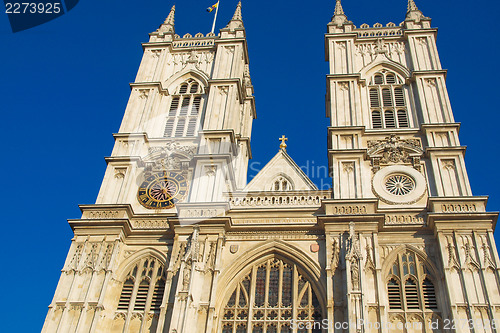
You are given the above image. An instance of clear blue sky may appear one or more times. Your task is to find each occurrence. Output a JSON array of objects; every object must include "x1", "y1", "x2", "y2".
[{"x1": 0, "y1": 0, "x2": 498, "y2": 330}]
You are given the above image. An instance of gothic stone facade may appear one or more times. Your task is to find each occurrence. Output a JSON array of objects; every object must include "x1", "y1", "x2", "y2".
[{"x1": 42, "y1": 1, "x2": 500, "y2": 333}]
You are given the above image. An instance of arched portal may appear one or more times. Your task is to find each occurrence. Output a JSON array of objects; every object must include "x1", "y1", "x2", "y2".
[{"x1": 219, "y1": 254, "x2": 323, "y2": 333}]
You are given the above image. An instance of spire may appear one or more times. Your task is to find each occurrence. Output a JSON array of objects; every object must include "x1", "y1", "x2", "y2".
[
  {"x1": 158, "y1": 5, "x2": 175, "y2": 34},
  {"x1": 405, "y1": 0, "x2": 426, "y2": 22},
  {"x1": 407, "y1": 0, "x2": 418, "y2": 12},
  {"x1": 225, "y1": 1, "x2": 244, "y2": 30},
  {"x1": 232, "y1": 1, "x2": 242, "y2": 21},
  {"x1": 164, "y1": 5, "x2": 175, "y2": 26},
  {"x1": 330, "y1": 0, "x2": 351, "y2": 27},
  {"x1": 335, "y1": 0, "x2": 345, "y2": 16}
]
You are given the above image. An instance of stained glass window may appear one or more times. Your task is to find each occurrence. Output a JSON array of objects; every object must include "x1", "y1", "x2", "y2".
[{"x1": 222, "y1": 258, "x2": 322, "y2": 333}]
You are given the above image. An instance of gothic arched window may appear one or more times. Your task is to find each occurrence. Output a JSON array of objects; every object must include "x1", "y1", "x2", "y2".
[
  {"x1": 164, "y1": 79, "x2": 204, "y2": 138},
  {"x1": 113, "y1": 257, "x2": 166, "y2": 332},
  {"x1": 386, "y1": 250, "x2": 439, "y2": 327},
  {"x1": 270, "y1": 176, "x2": 293, "y2": 191},
  {"x1": 368, "y1": 70, "x2": 410, "y2": 129},
  {"x1": 221, "y1": 257, "x2": 322, "y2": 333}
]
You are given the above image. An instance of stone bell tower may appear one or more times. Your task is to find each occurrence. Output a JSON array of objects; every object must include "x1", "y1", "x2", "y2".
[
  {"x1": 42, "y1": 2, "x2": 256, "y2": 332},
  {"x1": 322, "y1": 0, "x2": 500, "y2": 331}
]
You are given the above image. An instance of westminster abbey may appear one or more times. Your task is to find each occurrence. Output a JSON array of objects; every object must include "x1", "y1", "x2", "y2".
[{"x1": 43, "y1": 1, "x2": 500, "y2": 332}]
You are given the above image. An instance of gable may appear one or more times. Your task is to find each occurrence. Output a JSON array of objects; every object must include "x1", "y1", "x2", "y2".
[{"x1": 245, "y1": 150, "x2": 317, "y2": 192}]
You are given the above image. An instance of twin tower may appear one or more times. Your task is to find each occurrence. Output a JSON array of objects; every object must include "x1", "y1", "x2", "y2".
[{"x1": 43, "y1": 1, "x2": 500, "y2": 332}]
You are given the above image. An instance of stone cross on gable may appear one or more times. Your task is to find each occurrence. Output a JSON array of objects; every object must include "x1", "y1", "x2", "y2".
[{"x1": 279, "y1": 135, "x2": 288, "y2": 150}]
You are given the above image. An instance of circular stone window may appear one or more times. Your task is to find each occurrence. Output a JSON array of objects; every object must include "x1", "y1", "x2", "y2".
[
  {"x1": 385, "y1": 174, "x2": 415, "y2": 196},
  {"x1": 372, "y1": 165, "x2": 427, "y2": 204}
]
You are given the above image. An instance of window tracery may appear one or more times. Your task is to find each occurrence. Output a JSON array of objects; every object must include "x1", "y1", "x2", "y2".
[
  {"x1": 164, "y1": 79, "x2": 204, "y2": 138},
  {"x1": 386, "y1": 250, "x2": 439, "y2": 327},
  {"x1": 115, "y1": 256, "x2": 166, "y2": 330},
  {"x1": 271, "y1": 176, "x2": 293, "y2": 191},
  {"x1": 221, "y1": 257, "x2": 322, "y2": 333},
  {"x1": 369, "y1": 70, "x2": 410, "y2": 129}
]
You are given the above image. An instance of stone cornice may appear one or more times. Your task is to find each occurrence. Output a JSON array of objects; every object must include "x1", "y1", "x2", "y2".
[
  {"x1": 411, "y1": 70, "x2": 448, "y2": 80},
  {"x1": 420, "y1": 123, "x2": 460, "y2": 133},
  {"x1": 425, "y1": 146, "x2": 467, "y2": 156}
]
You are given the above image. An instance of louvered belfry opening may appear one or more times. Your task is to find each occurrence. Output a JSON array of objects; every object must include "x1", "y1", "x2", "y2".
[
  {"x1": 388, "y1": 278, "x2": 402, "y2": 309},
  {"x1": 387, "y1": 250, "x2": 440, "y2": 322},
  {"x1": 221, "y1": 257, "x2": 323, "y2": 333},
  {"x1": 368, "y1": 70, "x2": 410, "y2": 129},
  {"x1": 115, "y1": 257, "x2": 166, "y2": 325},
  {"x1": 164, "y1": 79, "x2": 204, "y2": 138}
]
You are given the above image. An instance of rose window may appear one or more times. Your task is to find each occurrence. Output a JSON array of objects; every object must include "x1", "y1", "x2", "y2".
[{"x1": 385, "y1": 174, "x2": 415, "y2": 196}]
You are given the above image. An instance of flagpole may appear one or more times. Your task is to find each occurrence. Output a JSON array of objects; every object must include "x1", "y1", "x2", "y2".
[{"x1": 211, "y1": 1, "x2": 220, "y2": 34}]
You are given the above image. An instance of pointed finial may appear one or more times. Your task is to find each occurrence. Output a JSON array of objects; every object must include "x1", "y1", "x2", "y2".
[
  {"x1": 157, "y1": 5, "x2": 175, "y2": 34},
  {"x1": 335, "y1": 0, "x2": 345, "y2": 15},
  {"x1": 225, "y1": 1, "x2": 244, "y2": 30},
  {"x1": 405, "y1": 0, "x2": 427, "y2": 22},
  {"x1": 279, "y1": 135, "x2": 288, "y2": 151},
  {"x1": 232, "y1": 1, "x2": 242, "y2": 21},
  {"x1": 407, "y1": 0, "x2": 419, "y2": 12},
  {"x1": 330, "y1": 0, "x2": 351, "y2": 27},
  {"x1": 165, "y1": 5, "x2": 175, "y2": 25}
]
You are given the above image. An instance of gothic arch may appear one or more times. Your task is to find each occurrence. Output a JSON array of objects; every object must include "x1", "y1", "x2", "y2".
[
  {"x1": 115, "y1": 247, "x2": 168, "y2": 282},
  {"x1": 382, "y1": 244, "x2": 441, "y2": 280},
  {"x1": 216, "y1": 241, "x2": 326, "y2": 332},
  {"x1": 215, "y1": 240, "x2": 326, "y2": 313},
  {"x1": 269, "y1": 173, "x2": 295, "y2": 191},
  {"x1": 360, "y1": 59, "x2": 411, "y2": 80},
  {"x1": 162, "y1": 68, "x2": 209, "y2": 95}
]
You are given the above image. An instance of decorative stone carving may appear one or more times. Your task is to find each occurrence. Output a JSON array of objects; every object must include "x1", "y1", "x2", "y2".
[
  {"x1": 365, "y1": 244, "x2": 375, "y2": 271},
  {"x1": 330, "y1": 236, "x2": 340, "y2": 271},
  {"x1": 204, "y1": 242, "x2": 217, "y2": 272},
  {"x1": 114, "y1": 168, "x2": 126, "y2": 179},
  {"x1": 138, "y1": 89, "x2": 149, "y2": 99},
  {"x1": 68, "y1": 243, "x2": 83, "y2": 270},
  {"x1": 205, "y1": 165, "x2": 217, "y2": 176},
  {"x1": 464, "y1": 240, "x2": 480, "y2": 270},
  {"x1": 385, "y1": 213, "x2": 425, "y2": 225},
  {"x1": 88, "y1": 211, "x2": 119, "y2": 219},
  {"x1": 131, "y1": 220, "x2": 169, "y2": 229},
  {"x1": 148, "y1": 142, "x2": 197, "y2": 159},
  {"x1": 182, "y1": 259, "x2": 192, "y2": 291},
  {"x1": 351, "y1": 259, "x2": 360, "y2": 290},
  {"x1": 218, "y1": 86, "x2": 229, "y2": 95},
  {"x1": 229, "y1": 245, "x2": 238, "y2": 254},
  {"x1": 367, "y1": 135, "x2": 423, "y2": 172},
  {"x1": 481, "y1": 236, "x2": 496, "y2": 268},
  {"x1": 425, "y1": 78, "x2": 437, "y2": 88},
  {"x1": 374, "y1": 38, "x2": 388, "y2": 54},
  {"x1": 338, "y1": 82, "x2": 349, "y2": 91},
  {"x1": 446, "y1": 236, "x2": 460, "y2": 269},
  {"x1": 342, "y1": 162, "x2": 354, "y2": 174},
  {"x1": 171, "y1": 242, "x2": 186, "y2": 275}
]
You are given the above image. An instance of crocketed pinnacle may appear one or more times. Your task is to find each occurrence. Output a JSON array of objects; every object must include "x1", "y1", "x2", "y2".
[
  {"x1": 164, "y1": 5, "x2": 175, "y2": 27},
  {"x1": 407, "y1": 0, "x2": 419, "y2": 12},
  {"x1": 232, "y1": 1, "x2": 242, "y2": 21},
  {"x1": 405, "y1": 0, "x2": 426, "y2": 22},
  {"x1": 225, "y1": 1, "x2": 244, "y2": 29},
  {"x1": 330, "y1": 0, "x2": 351, "y2": 27},
  {"x1": 335, "y1": 0, "x2": 345, "y2": 15}
]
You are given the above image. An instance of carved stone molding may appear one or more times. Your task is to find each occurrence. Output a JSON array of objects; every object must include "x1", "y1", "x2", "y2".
[
  {"x1": 385, "y1": 213, "x2": 426, "y2": 225},
  {"x1": 367, "y1": 134, "x2": 423, "y2": 172},
  {"x1": 87, "y1": 211, "x2": 119, "y2": 219},
  {"x1": 232, "y1": 218, "x2": 316, "y2": 225},
  {"x1": 131, "y1": 219, "x2": 169, "y2": 230}
]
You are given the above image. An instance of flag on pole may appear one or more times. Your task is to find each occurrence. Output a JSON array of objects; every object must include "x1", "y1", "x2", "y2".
[{"x1": 207, "y1": 2, "x2": 219, "y2": 12}]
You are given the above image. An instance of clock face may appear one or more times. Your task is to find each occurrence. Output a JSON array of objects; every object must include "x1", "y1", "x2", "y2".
[{"x1": 137, "y1": 172, "x2": 188, "y2": 209}]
